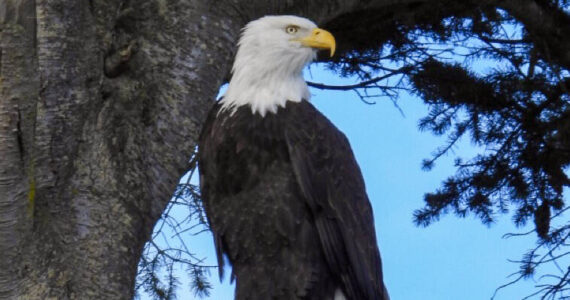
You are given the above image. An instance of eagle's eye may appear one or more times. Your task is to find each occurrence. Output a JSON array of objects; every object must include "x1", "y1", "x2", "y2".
[{"x1": 285, "y1": 25, "x2": 299, "y2": 34}]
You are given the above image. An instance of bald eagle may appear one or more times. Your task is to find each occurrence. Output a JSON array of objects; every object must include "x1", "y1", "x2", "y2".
[{"x1": 198, "y1": 16, "x2": 389, "y2": 300}]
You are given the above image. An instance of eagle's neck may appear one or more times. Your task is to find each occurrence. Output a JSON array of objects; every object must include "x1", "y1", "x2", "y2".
[{"x1": 220, "y1": 44, "x2": 315, "y2": 117}]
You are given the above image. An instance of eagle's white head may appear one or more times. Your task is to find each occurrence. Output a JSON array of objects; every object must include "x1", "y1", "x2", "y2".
[{"x1": 220, "y1": 15, "x2": 336, "y2": 116}]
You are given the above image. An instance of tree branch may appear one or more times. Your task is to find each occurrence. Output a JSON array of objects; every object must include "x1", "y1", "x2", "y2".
[{"x1": 307, "y1": 67, "x2": 409, "y2": 91}]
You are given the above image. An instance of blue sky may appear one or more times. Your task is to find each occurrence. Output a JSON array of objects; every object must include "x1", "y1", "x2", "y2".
[{"x1": 140, "y1": 65, "x2": 567, "y2": 300}]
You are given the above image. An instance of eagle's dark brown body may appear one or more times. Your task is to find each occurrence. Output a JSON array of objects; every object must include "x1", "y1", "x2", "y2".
[{"x1": 198, "y1": 100, "x2": 388, "y2": 300}]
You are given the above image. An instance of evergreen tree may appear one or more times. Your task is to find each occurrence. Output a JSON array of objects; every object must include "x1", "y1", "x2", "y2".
[{"x1": 318, "y1": 1, "x2": 569, "y2": 297}]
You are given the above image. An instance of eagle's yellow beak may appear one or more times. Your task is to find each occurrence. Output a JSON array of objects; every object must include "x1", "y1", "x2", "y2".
[{"x1": 297, "y1": 28, "x2": 336, "y2": 57}]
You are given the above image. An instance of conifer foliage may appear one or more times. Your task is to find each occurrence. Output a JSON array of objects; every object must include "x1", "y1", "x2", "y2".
[{"x1": 319, "y1": 0, "x2": 569, "y2": 297}]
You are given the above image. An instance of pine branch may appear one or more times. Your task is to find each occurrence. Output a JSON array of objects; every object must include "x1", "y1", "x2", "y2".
[{"x1": 307, "y1": 67, "x2": 410, "y2": 91}]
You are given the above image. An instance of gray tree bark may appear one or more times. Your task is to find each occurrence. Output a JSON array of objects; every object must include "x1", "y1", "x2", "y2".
[
  {"x1": 1, "y1": 0, "x2": 240, "y2": 298},
  {"x1": 0, "y1": 0, "x2": 565, "y2": 299}
]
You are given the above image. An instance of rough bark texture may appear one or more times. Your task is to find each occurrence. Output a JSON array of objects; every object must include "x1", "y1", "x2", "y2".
[
  {"x1": 0, "y1": 0, "x2": 564, "y2": 299},
  {"x1": 1, "y1": 0, "x2": 241, "y2": 298}
]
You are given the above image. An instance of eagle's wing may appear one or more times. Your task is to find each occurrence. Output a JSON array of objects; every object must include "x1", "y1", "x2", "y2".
[
  {"x1": 197, "y1": 103, "x2": 228, "y2": 280},
  {"x1": 284, "y1": 101, "x2": 388, "y2": 300}
]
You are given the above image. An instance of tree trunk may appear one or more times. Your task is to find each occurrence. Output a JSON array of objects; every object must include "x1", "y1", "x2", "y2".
[
  {"x1": 0, "y1": 0, "x2": 562, "y2": 298},
  {"x1": 0, "y1": 0, "x2": 241, "y2": 298}
]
